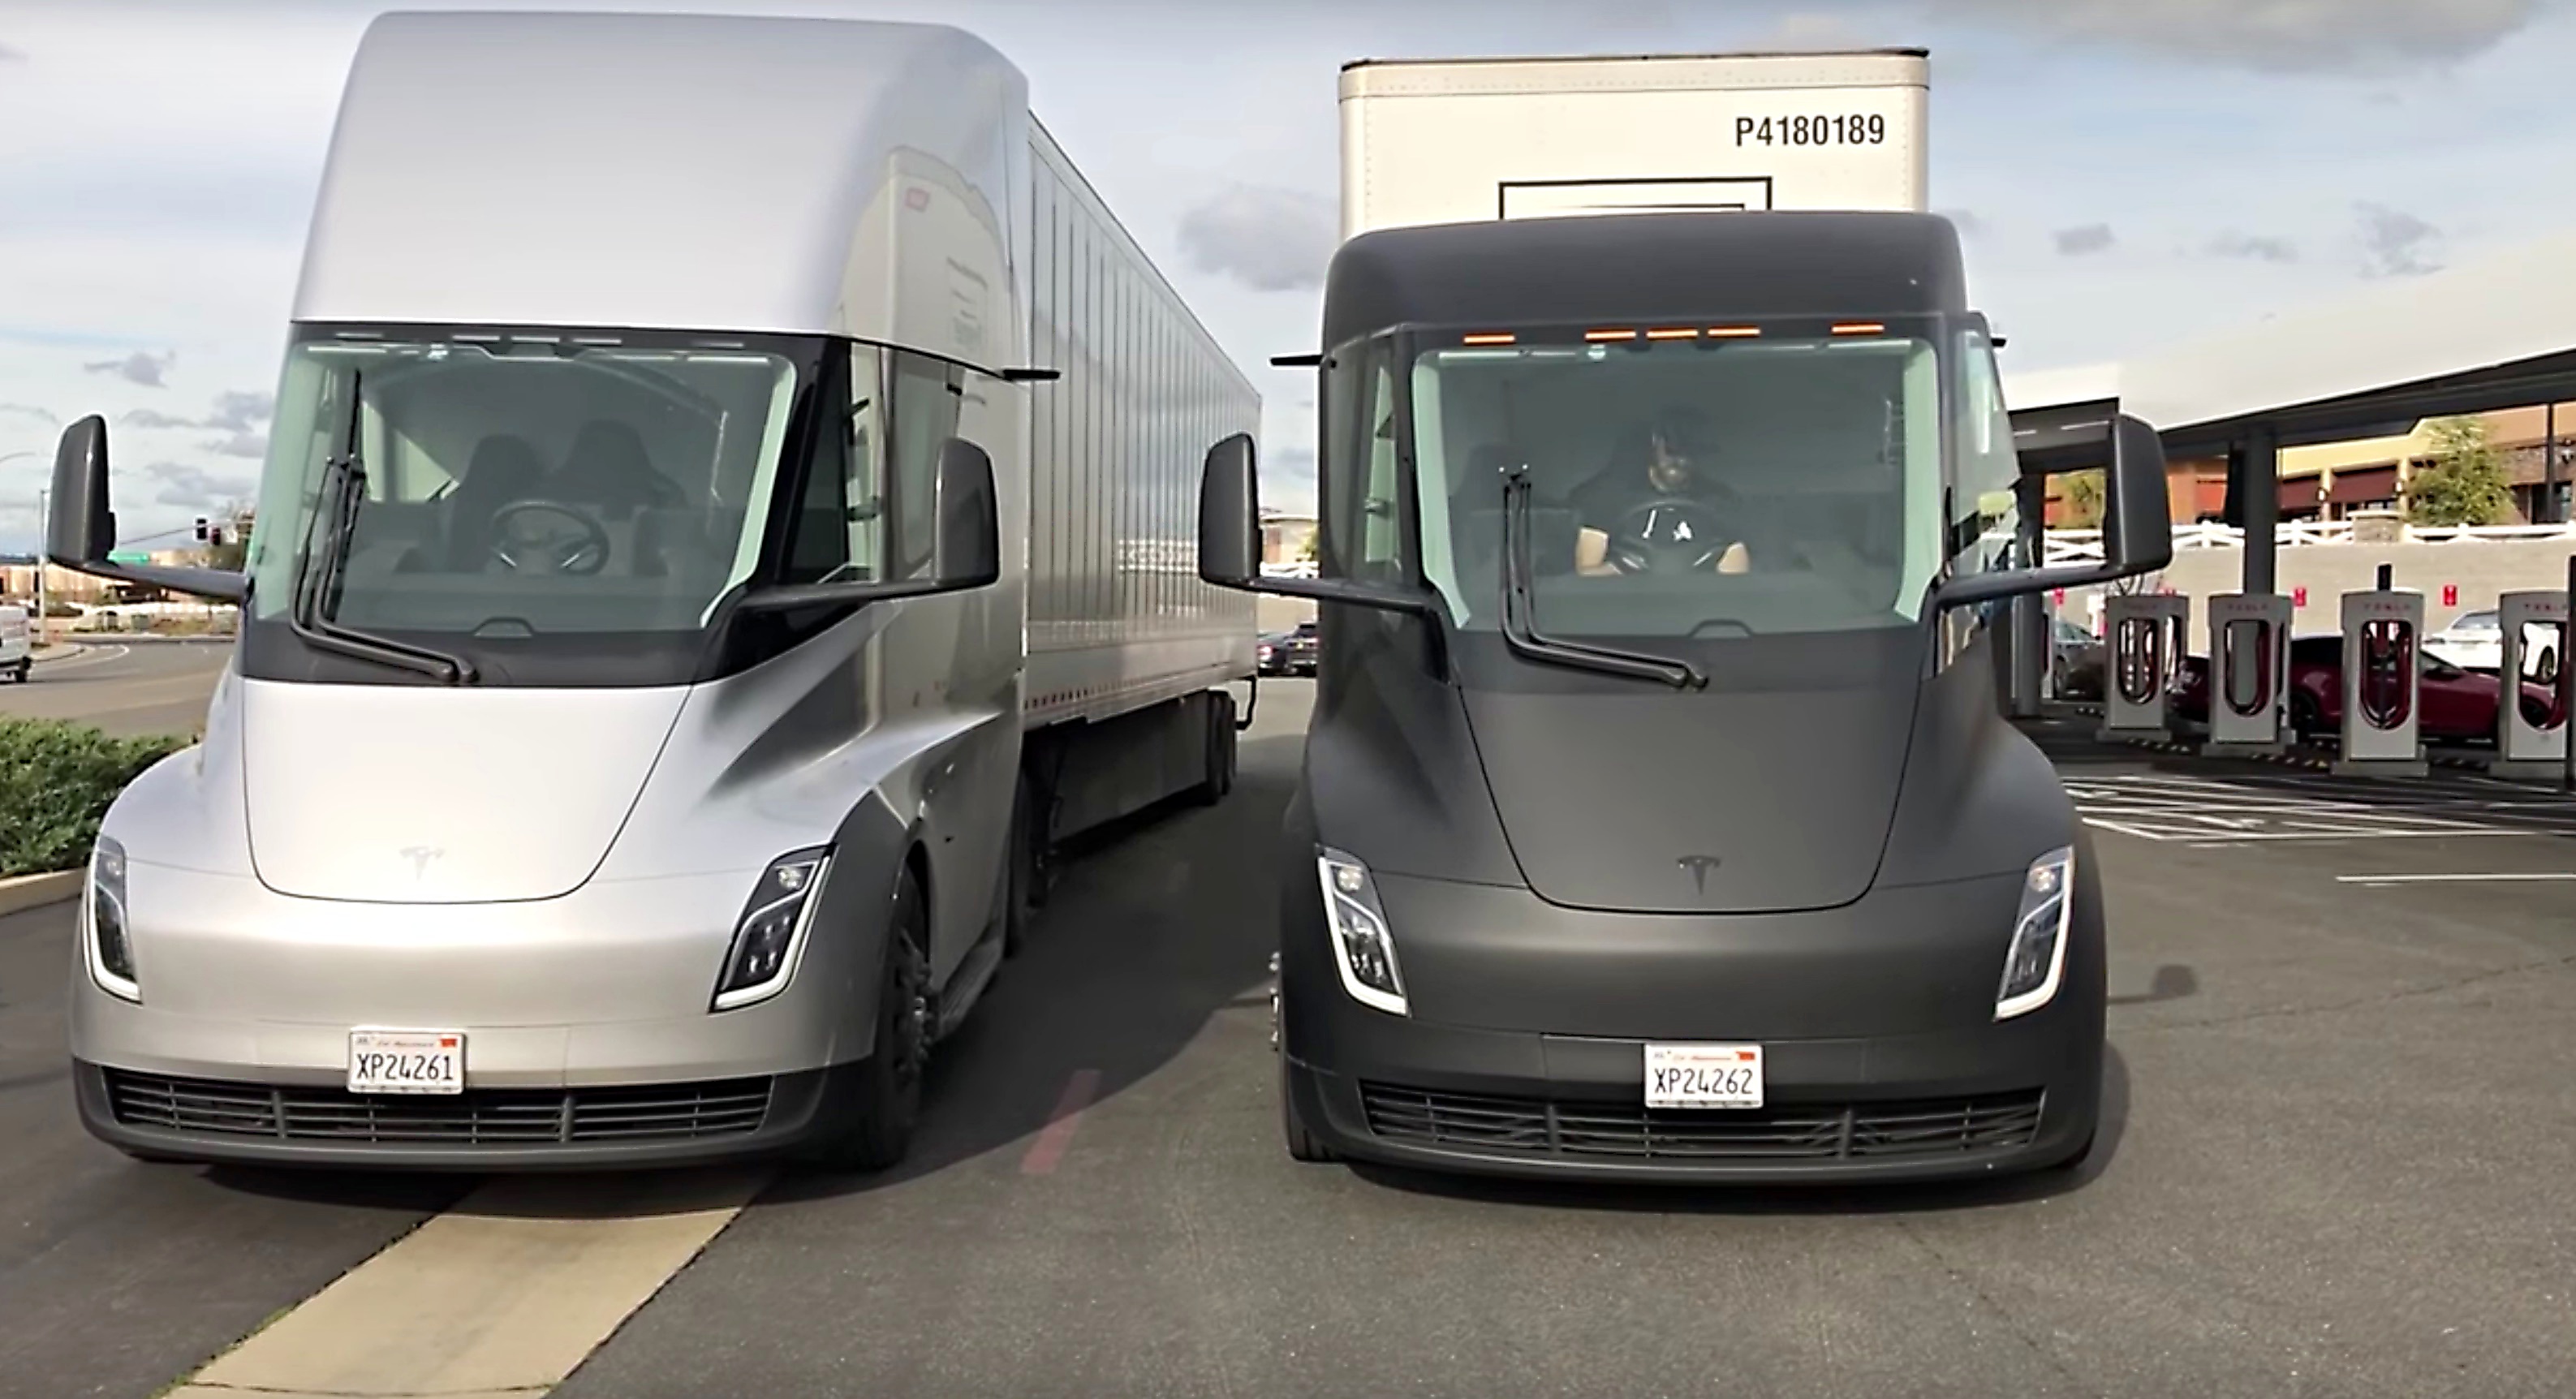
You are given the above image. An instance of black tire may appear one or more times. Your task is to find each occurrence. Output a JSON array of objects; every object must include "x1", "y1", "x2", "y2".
[
  {"x1": 1281, "y1": 1055, "x2": 1334, "y2": 1163},
  {"x1": 2289, "y1": 691, "x2": 2323, "y2": 742},
  {"x1": 809, "y1": 865, "x2": 932, "y2": 1173},
  {"x1": 1002, "y1": 774, "x2": 1038, "y2": 958},
  {"x1": 1189, "y1": 693, "x2": 1237, "y2": 807}
]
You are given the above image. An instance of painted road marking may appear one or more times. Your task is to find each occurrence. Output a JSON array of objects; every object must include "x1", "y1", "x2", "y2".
[
  {"x1": 1021, "y1": 1068, "x2": 1102, "y2": 1175},
  {"x1": 2070, "y1": 772, "x2": 2576, "y2": 843},
  {"x1": 166, "y1": 1168, "x2": 768, "y2": 1399},
  {"x1": 2336, "y1": 872, "x2": 2576, "y2": 885}
]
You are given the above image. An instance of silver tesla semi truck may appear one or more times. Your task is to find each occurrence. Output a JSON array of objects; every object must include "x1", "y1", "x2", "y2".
[{"x1": 43, "y1": 10, "x2": 1258, "y2": 1172}]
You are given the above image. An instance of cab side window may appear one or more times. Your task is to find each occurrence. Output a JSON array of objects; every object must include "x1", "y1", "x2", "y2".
[
  {"x1": 1320, "y1": 337, "x2": 1408, "y2": 585},
  {"x1": 888, "y1": 351, "x2": 962, "y2": 582},
  {"x1": 1949, "y1": 325, "x2": 2023, "y2": 580}
]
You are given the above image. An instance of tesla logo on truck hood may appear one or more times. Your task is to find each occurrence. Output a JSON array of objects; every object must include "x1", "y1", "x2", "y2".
[
  {"x1": 399, "y1": 846, "x2": 444, "y2": 880},
  {"x1": 1676, "y1": 854, "x2": 1722, "y2": 895}
]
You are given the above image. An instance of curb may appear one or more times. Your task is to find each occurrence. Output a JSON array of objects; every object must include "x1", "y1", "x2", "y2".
[{"x1": 0, "y1": 869, "x2": 82, "y2": 918}]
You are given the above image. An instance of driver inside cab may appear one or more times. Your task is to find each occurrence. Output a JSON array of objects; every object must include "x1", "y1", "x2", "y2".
[{"x1": 1568, "y1": 407, "x2": 1752, "y2": 577}]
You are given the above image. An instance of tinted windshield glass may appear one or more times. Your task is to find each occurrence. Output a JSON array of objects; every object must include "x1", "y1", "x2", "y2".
[
  {"x1": 246, "y1": 328, "x2": 809, "y2": 642},
  {"x1": 1403, "y1": 320, "x2": 1946, "y2": 640}
]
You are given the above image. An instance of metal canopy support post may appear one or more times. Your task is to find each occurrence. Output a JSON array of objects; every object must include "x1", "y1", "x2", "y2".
[
  {"x1": 2240, "y1": 424, "x2": 2280, "y2": 596},
  {"x1": 2008, "y1": 474, "x2": 2047, "y2": 717}
]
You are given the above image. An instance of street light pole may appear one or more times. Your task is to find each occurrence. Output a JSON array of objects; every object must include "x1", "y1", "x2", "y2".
[{"x1": 2, "y1": 449, "x2": 44, "y2": 647}]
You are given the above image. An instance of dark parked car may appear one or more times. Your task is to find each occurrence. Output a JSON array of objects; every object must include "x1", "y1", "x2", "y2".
[
  {"x1": 1256, "y1": 630, "x2": 1297, "y2": 677},
  {"x1": 2050, "y1": 617, "x2": 2104, "y2": 701}
]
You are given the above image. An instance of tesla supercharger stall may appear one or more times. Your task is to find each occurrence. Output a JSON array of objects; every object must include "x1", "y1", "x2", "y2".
[
  {"x1": 2100, "y1": 593, "x2": 2187, "y2": 739},
  {"x1": 2337, "y1": 587, "x2": 2426, "y2": 776},
  {"x1": 2205, "y1": 592, "x2": 2292, "y2": 753},
  {"x1": 2494, "y1": 589, "x2": 2568, "y2": 773}
]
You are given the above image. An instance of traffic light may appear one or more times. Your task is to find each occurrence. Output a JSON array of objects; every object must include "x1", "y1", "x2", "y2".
[
  {"x1": 193, "y1": 516, "x2": 209, "y2": 541},
  {"x1": 209, "y1": 525, "x2": 226, "y2": 548}
]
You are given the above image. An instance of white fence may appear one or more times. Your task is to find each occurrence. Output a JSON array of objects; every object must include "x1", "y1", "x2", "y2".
[{"x1": 2043, "y1": 521, "x2": 2576, "y2": 567}]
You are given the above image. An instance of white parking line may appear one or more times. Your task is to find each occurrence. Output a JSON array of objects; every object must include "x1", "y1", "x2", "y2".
[
  {"x1": 2335, "y1": 872, "x2": 2576, "y2": 884},
  {"x1": 167, "y1": 1168, "x2": 769, "y2": 1399}
]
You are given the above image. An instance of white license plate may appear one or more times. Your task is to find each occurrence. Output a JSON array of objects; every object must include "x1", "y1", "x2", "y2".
[
  {"x1": 347, "y1": 1028, "x2": 464, "y2": 1095},
  {"x1": 1643, "y1": 1043, "x2": 1764, "y2": 1109}
]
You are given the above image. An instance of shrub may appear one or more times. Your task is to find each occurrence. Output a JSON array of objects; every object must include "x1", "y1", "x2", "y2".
[{"x1": 0, "y1": 718, "x2": 194, "y2": 877}]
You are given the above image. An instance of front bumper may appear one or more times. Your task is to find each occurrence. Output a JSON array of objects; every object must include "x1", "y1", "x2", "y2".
[
  {"x1": 74, "y1": 1057, "x2": 872, "y2": 1171},
  {"x1": 1281, "y1": 867, "x2": 2104, "y2": 1185},
  {"x1": 1286, "y1": 1012, "x2": 2098, "y2": 1186},
  {"x1": 67, "y1": 859, "x2": 881, "y2": 1166}
]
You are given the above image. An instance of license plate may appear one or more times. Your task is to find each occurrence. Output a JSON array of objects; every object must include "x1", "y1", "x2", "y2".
[
  {"x1": 347, "y1": 1028, "x2": 464, "y2": 1095},
  {"x1": 1643, "y1": 1043, "x2": 1764, "y2": 1109}
]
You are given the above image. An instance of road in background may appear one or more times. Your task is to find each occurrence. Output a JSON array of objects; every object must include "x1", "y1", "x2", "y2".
[
  {"x1": 1, "y1": 639, "x2": 229, "y2": 738},
  {"x1": 3, "y1": 687, "x2": 2572, "y2": 1397}
]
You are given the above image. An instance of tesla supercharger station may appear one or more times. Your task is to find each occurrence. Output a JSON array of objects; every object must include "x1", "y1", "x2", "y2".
[
  {"x1": 2205, "y1": 592, "x2": 2292, "y2": 753},
  {"x1": 2100, "y1": 593, "x2": 2186, "y2": 738},
  {"x1": 2338, "y1": 587, "x2": 2426, "y2": 776},
  {"x1": 2493, "y1": 589, "x2": 2569, "y2": 774}
]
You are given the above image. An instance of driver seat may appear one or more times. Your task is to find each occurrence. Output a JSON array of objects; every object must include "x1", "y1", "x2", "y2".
[{"x1": 407, "y1": 433, "x2": 545, "y2": 573}]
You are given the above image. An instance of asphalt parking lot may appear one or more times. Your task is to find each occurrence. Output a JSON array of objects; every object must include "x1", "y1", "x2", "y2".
[{"x1": 2, "y1": 682, "x2": 2572, "y2": 1398}]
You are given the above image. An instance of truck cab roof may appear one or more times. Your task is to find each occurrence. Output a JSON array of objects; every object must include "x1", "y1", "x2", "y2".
[{"x1": 1315, "y1": 210, "x2": 1970, "y2": 350}]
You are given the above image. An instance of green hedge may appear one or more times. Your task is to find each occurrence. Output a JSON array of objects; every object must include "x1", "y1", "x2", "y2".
[{"x1": 0, "y1": 718, "x2": 194, "y2": 878}]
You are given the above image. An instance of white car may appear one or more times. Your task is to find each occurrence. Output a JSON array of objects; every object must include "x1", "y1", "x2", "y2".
[
  {"x1": 2425, "y1": 609, "x2": 2503, "y2": 671},
  {"x1": 0, "y1": 603, "x2": 31, "y2": 682}
]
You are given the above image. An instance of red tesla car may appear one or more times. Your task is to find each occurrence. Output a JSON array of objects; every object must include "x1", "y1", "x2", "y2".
[{"x1": 2174, "y1": 633, "x2": 2561, "y2": 743}]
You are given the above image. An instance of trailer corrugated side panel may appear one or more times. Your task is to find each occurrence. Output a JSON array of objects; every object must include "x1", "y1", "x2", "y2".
[{"x1": 1020, "y1": 118, "x2": 1260, "y2": 731}]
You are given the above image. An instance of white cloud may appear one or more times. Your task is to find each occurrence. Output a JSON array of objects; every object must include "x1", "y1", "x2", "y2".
[
  {"x1": 2054, "y1": 223, "x2": 2116, "y2": 256},
  {"x1": 84, "y1": 351, "x2": 175, "y2": 388},
  {"x1": 2357, "y1": 202, "x2": 2443, "y2": 277},
  {"x1": 1926, "y1": 0, "x2": 2548, "y2": 74},
  {"x1": 1177, "y1": 186, "x2": 1339, "y2": 295},
  {"x1": 2208, "y1": 230, "x2": 2300, "y2": 263}
]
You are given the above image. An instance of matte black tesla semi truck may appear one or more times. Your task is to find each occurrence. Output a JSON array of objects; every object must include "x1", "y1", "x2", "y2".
[{"x1": 1197, "y1": 211, "x2": 2173, "y2": 1184}]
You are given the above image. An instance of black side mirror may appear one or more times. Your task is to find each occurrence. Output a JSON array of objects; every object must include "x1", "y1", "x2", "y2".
[
  {"x1": 49, "y1": 415, "x2": 117, "y2": 569},
  {"x1": 930, "y1": 437, "x2": 1000, "y2": 589},
  {"x1": 1933, "y1": 412, "x2": 2174, "y2": 613},
  {"x1": 1197, "y1": 433, "x2": 1259, "y2": 590},
  {"x1": 46, "y1": 414, "x2": 248, "y2": 603},
  {"x1": 2101, "y1": 414, "x2": 2175, "y2": 576}
]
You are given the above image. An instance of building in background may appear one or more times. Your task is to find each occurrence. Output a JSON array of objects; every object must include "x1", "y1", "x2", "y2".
[{"x1": 2042, "y1": 398, "x2": 2576, "y2": 527}]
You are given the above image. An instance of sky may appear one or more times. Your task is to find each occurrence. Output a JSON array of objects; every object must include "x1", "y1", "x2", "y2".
[{"x1": 3, "y1": 0, "x2": 2575, "y2": 552}]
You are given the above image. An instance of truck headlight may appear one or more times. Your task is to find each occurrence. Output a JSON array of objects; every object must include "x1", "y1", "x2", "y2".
[
  {"x1": 84, "y1": 834, "x2": 140, "y2": 1003},
  {"x1": 1315, "y1": 846, "x2": 1406, "y2": 1017},
  {"x1": 1994, "y1": 845, "x2": 2074, "y2": 1021},
  {"x1": 711, "y1": 847, "x2": 831, "y2": 1012}
]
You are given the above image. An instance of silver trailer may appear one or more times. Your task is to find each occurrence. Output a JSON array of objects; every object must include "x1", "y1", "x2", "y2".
[{"x1": 43, "y1": 10, "x2": 1256, "y2": 1171}]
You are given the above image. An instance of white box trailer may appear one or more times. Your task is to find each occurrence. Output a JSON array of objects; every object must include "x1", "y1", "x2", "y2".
[
  {"x1": 41, "y1": 9, "x2": 1256, "y2": 1174},
  {"x1": 1338, "y1": 50, "x2": 1929, "y2": 239}
]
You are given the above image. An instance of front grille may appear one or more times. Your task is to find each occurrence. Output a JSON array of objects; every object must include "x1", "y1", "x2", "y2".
[
  {"x1": 1359, "y1": 1083, "x2": 2045, "y2": 1163},
  {"x1": 105, "y1": 1070, "x2": 773, "y2": 1147}
]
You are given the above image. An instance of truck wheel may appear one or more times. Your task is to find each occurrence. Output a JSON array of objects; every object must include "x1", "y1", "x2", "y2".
[
  {"x1": 809, "y1": 866, "x2": 931, "y2": 1173},
  {"x1": 1281, "y1": 1056, "x2": 1335, "y2": 1163},
  {"x1": 1189, "y1": 693, "x2": 1237, "y2": 807},
  {"x1": 1002, "y1": 775, "x2": 1038, "y2": 958}
]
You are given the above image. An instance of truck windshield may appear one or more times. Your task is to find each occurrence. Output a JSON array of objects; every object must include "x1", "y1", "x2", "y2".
[
  {"x1": 1376, "y1": 318, "x2": 1957, "y2": 644},
  {"x1": 242, "y1": 326, "x2": 816, "y2": 679}
]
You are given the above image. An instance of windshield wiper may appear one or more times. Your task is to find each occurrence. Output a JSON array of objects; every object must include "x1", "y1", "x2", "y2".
[
  {"x1": 286, "y1": 371, "x2": 480, "y2": 685},
  {"x1": 1500, "y1": 468, "x2": 1705, "y2": 691}
]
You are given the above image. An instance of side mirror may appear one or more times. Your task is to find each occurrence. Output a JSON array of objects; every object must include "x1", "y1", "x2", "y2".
[
  {"x1": 1196, "y1": 433, "x2": 1260, "y2": 590},
  {"x1": 2100, "y1": 414, "x2": 2174, "y2": 576},
  {"x1": 49, "y1": 415, "x2": 117, "y2": 569},
  {"x1": 46, "y1": 415, "x2": 249, "y2": 603},
  {"x1": 930, "y1": 437, "x2": 1001, "y2": 589},
  {"x1": 1933, "y1": 413, "x2": 2173, "y2": 613}
]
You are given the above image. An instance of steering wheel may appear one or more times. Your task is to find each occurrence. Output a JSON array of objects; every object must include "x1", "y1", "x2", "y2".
[
  {"x1": 1606, "y1": 494, "x2": 1738, "y2": 575},
  {"x1": 487, "y1": 499, "x2": 612, "y2": 576}
]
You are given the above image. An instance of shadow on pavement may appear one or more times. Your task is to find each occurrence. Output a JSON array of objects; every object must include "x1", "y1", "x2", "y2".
[{"x1": 753, "y1": 726, "x2": 1302, "y2": 1206}]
